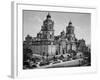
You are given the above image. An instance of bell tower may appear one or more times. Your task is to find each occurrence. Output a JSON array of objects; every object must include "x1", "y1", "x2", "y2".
[
  {"x1": 41, "y1": 13, "x2": 54, "y2": 40},
  {"x1": 66, "y1": 21, "x2": 75, "y2": 42}
]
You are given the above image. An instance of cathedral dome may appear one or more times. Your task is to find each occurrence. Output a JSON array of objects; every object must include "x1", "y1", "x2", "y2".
[{"x1": 47, "y1": 13, "x2": 51, "y2": 18}]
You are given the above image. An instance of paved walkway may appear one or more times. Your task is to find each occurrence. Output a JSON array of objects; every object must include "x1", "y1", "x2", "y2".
[{"x1": 37, "y1": 59, "x2": 83, "y2": 68}]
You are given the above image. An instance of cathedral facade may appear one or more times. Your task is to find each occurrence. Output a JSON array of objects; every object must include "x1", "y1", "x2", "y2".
[{"x1": 25, "y1": 13, "x2": 78, "y2": 56}]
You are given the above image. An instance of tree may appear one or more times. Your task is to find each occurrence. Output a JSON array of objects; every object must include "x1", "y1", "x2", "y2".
[{"x1": 23, "y1": 48, "x2": 33, "y2": 62}]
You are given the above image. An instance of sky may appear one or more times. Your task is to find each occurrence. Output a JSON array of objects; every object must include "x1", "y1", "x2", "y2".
[{"x1": 23, "y1": 10, "x2": 91, "y2": 45}]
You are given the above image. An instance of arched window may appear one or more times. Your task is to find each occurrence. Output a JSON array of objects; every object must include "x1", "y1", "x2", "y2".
[
  {"x1": 63, "y1": 49, "x2": 65, "y2": 54},
  {"x1": 56, "y1": 50, "x2": 58, "y2": 55},
  {"x1": 43, "y1": 52, "x2": 45, "y2": 56}
]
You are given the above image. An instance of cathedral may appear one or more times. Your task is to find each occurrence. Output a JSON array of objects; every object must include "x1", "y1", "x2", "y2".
[
  {"x1": 24, "y1": 13, "x2": 87, "y2": 57},
  {"x1": 23, "y1": 13, "x2": 91, "y2": 69}
]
